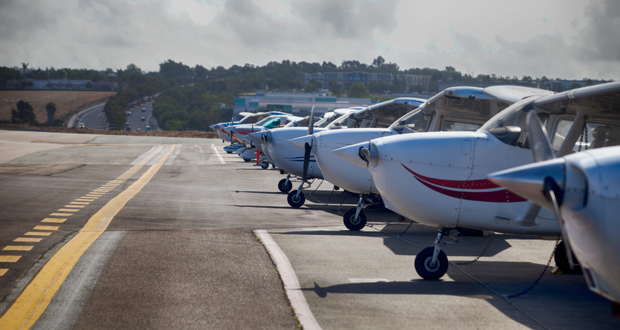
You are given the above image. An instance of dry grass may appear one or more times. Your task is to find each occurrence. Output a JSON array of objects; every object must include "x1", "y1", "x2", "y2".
[
  {"x1": 0, "y1": 123, "x2": 219, "y2": 139},
  {"x1": 0, "y1": 90, "x2": 116, "y2": 123}
]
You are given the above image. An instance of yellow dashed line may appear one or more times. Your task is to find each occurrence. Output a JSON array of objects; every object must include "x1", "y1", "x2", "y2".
[
  {"x1": 41, "y1": 218, "x2": 67, "y2": 224},
  {"x1": 14, "y1": 238, "x2": 42, "y2": 243},
  {"x1": 75, "y1": 199, "x2": 94, "y2": 202},
  {"x1": 51, "y1": 212, "x2": 73, "y2": 216},
  {"x1": 0, "y1": 269, "x2": 7, "y2": 276},
  {"x1": 56, "y1": 209, "x2": 76, "y2": 213},
  {"x1": 70, "y1": 202, "x2": 89, "y2": 205},
  {"x1": 93, "y1": 190, "x2": 109, "y2": 193},
  {"x1": 0, "y1": 256, "x2": 21, "y2": 262},
  {"x1": 0, "y1": 144, "x2": 175, "y2": 330},
  {"x1": 63, "y1": 205, "x2": 84, "y2": 209},
  {"x1": 3, "y1": 246, "x2": 33, "y2": 252},
  {"x1": 24, "y1": 232, "x2": 51, "y2": 236},
  {"x1": 33, "y1": 226, "x2": 58, "y2": 231}
]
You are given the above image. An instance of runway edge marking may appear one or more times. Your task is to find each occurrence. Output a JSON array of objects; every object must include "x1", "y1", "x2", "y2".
[
  {"x1": 254, "y1": 230, "x2": 322, "y2": 330},
  {"x1": 0, "y1": 144, "x2": 178, "y2": 330}
]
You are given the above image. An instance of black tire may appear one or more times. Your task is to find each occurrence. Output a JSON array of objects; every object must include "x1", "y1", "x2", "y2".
[
  {"x1": 415, "y1": 247, "x2": 449, "y2": 280},
  {"x1": 278, "y1": 179, "x2": 293, "y2": 193},
  {"x1": 243, "y1": 158, "x2": 252, "y2": 162},
  {"x1": 554, "y1": 240, "x2": 581, "y2": 274},
  {"x1": 287, "y1": 191, "x2": 305, "y2": 208},
  {"x1": 260, "y1": 162, "x2": 269, "y2": 169},
  {"x1": 226, "y1": 151, "x2": 233, "y2": 154},
  {"x1": 343, "y1": 208, "x2": 367, "y2": 231}
]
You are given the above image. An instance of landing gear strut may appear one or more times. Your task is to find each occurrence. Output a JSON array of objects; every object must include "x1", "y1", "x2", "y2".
[
  {"x1": 415, "y1": 230, "x2": 455, "y2": 280},
  {"x1": 287, "y1": 179, "x2": 310, "y2": 208}
]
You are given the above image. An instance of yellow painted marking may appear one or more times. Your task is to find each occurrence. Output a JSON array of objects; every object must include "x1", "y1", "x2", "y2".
[
  {"x1": 33, "y1": 226, "x2": 58, "y2": 231},
  {"x1": 70, "y1": 202, "x2": 90, "y2": 205},
  {"x1": 51, "y1": 213, "x2": 73, "y2": 216},
  {"x1": 75, "y1": 199, "x2": 95, "y2": 202},
  {"x1": 0, "y1": 269, "x2": 7, "y2": 276},
  {"x1": 56, "y1": 209, "x2": 76, "y2": 213},
  {"x1": 85, "y1": 194, "x2": 102, "y2": 197},
  {"x1": 41, "y1": 218, "x2": 67, "y2": 223},
  {"x1": 64, "y1": 205, "x2": 84, "y2": 209},
  {"x1": 14, "y1": 238, "x2": 42, "y2": 243},
  {"x1": 93, "y1": 189, "x2": 109, "y2": 192},
  {"x1": 0, "y1": 256, "x2": 21, "y2": 262},
  {"x1": 3, "y1": 246, "x2": 33, "y2": 252},
  {"x1": 0, "y1": 144, "x2": 175, "y2": 330},
  {"x1": 24, "y1": 232, "x2": 51, "y2": 236}
]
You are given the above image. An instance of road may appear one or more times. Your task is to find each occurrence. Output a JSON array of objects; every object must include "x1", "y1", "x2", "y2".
[
  {"x1": 0, "y1": 130, "x2": 618, "y2": 330},
  {"x1": 72, "y1": 104, "x2": 107, "y2": 130},
  {"x1": 124, "y1": 101, "x2": 160, "y2": 131}
]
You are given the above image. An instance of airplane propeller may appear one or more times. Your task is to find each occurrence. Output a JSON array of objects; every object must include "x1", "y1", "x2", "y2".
[
  {"x1": 302, "y1": 107, "x2": 315, "y2": 181},
  {"x1": 526, "y1": 111, "x2": 575, "y2": 270}
]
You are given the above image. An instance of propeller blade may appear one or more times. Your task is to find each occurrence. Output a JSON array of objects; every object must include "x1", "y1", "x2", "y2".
[
  {"x1": 527, "y1": 111, "x2": 554, "y2": 163},
  {"x1": 544, "y1": 177, "x2": 574, "y2": 270},
  {"x1": 307, "y1": 106, "x2": 315, "y2": 136},
  {"x1": 302, "y1": 142, "x2": 312, "y2": 180}
]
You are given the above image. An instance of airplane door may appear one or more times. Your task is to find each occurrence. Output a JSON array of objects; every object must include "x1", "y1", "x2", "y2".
[{"x1": 455, "y1": 138, "x2": 475, "y2": 225}]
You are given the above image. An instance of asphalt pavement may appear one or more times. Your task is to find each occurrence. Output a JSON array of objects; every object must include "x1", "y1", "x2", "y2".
[{"x1": 0, "y1": 130, "x2": 618, "y2": 329}]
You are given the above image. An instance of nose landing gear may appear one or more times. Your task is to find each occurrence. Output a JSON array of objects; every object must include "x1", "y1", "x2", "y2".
[{"x1": 415, "y1": 230, "x2": 457, "y2": 280}]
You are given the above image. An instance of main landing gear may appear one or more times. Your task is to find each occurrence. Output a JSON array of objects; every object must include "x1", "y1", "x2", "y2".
[
  {"x1": 415, "y1": 230, "x2": 457, "y2": 279},
  {"x1": 278, "y1": 174, "x2": 293, "y2": 193}
]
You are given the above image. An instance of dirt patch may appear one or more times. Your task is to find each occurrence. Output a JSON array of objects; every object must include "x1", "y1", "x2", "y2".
[
  {"x1": 0, "y1": 90, "x2": 116, "y2": 123},
  {"x1": 0, "y1": 124, "x2": 219, "y2": 139}
]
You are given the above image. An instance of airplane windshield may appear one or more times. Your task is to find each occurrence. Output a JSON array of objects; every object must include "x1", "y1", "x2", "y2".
[
  {"x1": 255, "y1": 116, "x2": 279, "y2": 126},
  {"x1": 239, "y1": 113, "x2": 270, "y2": 124},
  {"x1": 262, "y1": 118, "x2": 281, "y2": 129},
  {"x1": 552, "y1": 120, "x2": 620, "y2": 151},
  {"x1": 326, "y1": 112, "x2": 355, "y2": 129},
  {"x1": 389, "y1": 109, "x2": 432, "y2": 134},
  {"x1": 479, "y1": 98, "x2": 541, "y2": 149}
]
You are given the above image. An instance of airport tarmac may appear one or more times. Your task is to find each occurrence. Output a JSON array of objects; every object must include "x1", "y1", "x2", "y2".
[{"x1": 0, "y1": 130, "x2": 618, "y2": 329}]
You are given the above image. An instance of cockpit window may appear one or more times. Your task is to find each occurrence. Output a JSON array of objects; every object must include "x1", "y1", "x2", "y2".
[
  {"x1": 326, "y1": 112, "x2": 354, "y2": 129},
  {"x1": 440, "y1": 120, "x2": 481, "y2": 132},
  {"x1": 262, "y1": 118, "x2": 281, "y2": 129},
  {"x1": 389, "y1": 109, "x2": 432, "y2": 134},
  {"x1": 479, "y1": 98, "x2": 543, "y2": 149},
  {"x1": 552, "y1": 120, "x2": 620, "y2": 152}
]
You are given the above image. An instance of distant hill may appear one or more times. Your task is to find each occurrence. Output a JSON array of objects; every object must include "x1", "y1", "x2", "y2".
[{"x1": 0, "y1": 91, "x2": 116, "y2": 123}]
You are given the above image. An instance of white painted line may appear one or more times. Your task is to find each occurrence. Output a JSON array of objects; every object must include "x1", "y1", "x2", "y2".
[
  {"x1": 255, "y1": 230, "x2": 321, "y2": 330},
  {"x1": 211, "y1": 144, "x2": 226, "y2": 164}
]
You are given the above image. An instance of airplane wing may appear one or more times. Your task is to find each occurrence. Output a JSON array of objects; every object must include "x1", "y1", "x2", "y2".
[
  {"x1": 484, "y1": 85, "x2": 554, "y2": 104},
  {"x1": 533, "y1": 81, "x2": 620, "y2": 114},
  {"x1": 353, "y1": 97, "x2": 426, "y2": 120}
]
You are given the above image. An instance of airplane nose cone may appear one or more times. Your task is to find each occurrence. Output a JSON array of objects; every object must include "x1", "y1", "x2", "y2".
[
  {"x1": 332, "y1": 142, "x2": 369, "y2": 169},
  {"x1": 247, "y1": 131, "x2": 267, "y2": 145},
  {"x1": 487, "y1": 158, "x2": 566, "y2": 210},
  {"x1": 288, "y1": 135, "x2": 313, "y2": 150},
  {"x1": 209, "y1": 124, "x2": 218, "y2": 130}
]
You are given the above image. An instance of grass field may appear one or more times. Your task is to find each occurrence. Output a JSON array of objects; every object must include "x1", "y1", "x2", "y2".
[{"x1": 0, "y1": 90, "x2": 116, "y2": 123}]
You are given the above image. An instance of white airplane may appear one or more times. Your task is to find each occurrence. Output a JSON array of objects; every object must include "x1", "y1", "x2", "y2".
[
  {"x1": 210, "y1": 111, "x2": 287, "y2": 143},
  {"x1": 290, "y1": 88, "x2": 545, "y2": 227},
  {"x1": 286, "y1": 99, "x2": 428, "y2": 207},
  {"x1": 246, "y1": 114, "x2": 324, "y2": 169},
  {"x1": 488, "y1": 112, "x2": 620, "y2": 315},
  {"x1": 224, "y1": 114, "x2": 302, "y2": 161},
  {"x1": 331, "y1": 81, "x2": 620, "y2": 279},
  {"x1": 248, "y1": 108, "x2": 362, "y2": 193}
]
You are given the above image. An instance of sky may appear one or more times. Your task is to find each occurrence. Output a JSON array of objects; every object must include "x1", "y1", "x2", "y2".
[{"x1": 0, "y1": 0, "x2": 619, "y2": 80}]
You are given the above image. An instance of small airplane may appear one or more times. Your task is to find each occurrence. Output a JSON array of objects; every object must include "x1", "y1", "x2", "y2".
[
  {"x1": 292, "y1": 87, "x2": 547, "y2": 227},
  {"x1": 331, "y1": 81, "x2": 620, "y2": 280},
  {"x1": 210, "y1": 111, "x2": 287, "y2": 143},
  {"x1": 249, "y1": 108, "x2": 362, "y2": 192},
  {"x1": 488, "y1": 112, "x2": 620, "y2": 316},
  {"x1": 224, "y1": 114, "x2": 302, "y2": 162},
  {"x1": 246, "y1": 114, "x2": 324, "y2": 169}
]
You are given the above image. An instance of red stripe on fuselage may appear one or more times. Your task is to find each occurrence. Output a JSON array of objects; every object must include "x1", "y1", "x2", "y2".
[
  {"x1": 401, "y1": 164, "x2": 499, "y2": 189},
  {"x1": 401, "y1": 164, "x2": 526, "y2": 203}
]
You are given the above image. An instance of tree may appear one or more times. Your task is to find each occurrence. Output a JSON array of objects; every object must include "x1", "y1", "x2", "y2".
[
  {"x1": 46, "y1": 102, "x2": 57, "y2": 127},
  {"x1": 329, "y1": 81, "x2": 342, "y2": 94},
  {"x1": 85, "y1": 82, "x2": 93, "y2": 89},
  {"x1": 372, "y1": 56, "x2": 385, "y2": 68},
  {"x1": 11, "y1": 100, "x2": 36, "y2": 124},
  {"x1": 445, "y1": 66, "x2": 456, "y2": 72},
  {"x1": 304, "y1": 83, "x2": 318, "y2": 93},
  {"x1": 347, "y1": 82, "x2": 369, "y2": 98},
  {"x1": 21, "y1": 62, "x2": 29, "y2": 77}
]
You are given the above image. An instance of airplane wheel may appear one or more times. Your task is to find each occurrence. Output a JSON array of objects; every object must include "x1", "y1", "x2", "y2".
[
  {"x1": 343, "y1": 208, "x2": 367, "y2": 231},
  {"x1": 260, "y1": 162, "x2": 269, "y2": 169},
  {"x1": 243, "y1": 158, "x2": 252, "y2": 162},
  {"x1": 226, "y1": 151, "x2": 233, "y2": 154},
  {"x1": 415, "y1": 247, "x2": 449, "y2": 280},
  {"x1": 287, "y1": 191, "x2": 305, "y2": 208},
  {"x1": 554, "y1": 241, "x2": 581, "y2": 274},
  {"x1": 278, "y1": 179, "x2": 293, "y2": 193}
]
